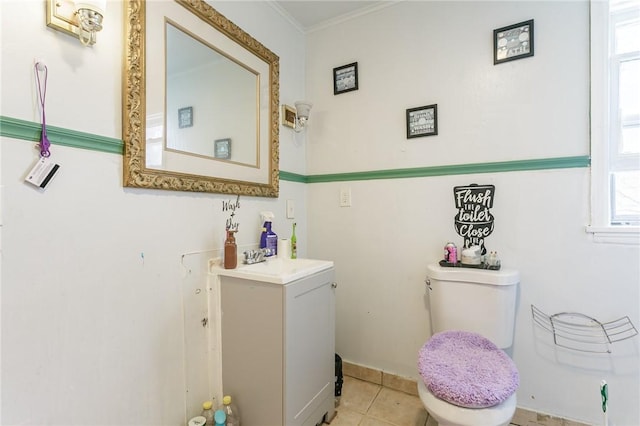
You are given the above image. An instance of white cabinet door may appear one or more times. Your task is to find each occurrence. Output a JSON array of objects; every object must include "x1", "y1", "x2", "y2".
[
  {"x1": 285, "y1": 269, "x2": 335, "y2": 426},
  {"x1": 220, "y1": 277, "x2": 284, "y2": 424}
]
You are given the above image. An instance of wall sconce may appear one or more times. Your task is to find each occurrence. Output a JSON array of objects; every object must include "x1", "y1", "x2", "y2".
[
  {"x1": 282, "y1": 102, "x2": 313, "y2": 132},
  {"x1": 46, "y1": 0, "x2": 106, "y2": 46},
  {"x1": 293, "y1": 101, "x2": 313, "y2": 133}
]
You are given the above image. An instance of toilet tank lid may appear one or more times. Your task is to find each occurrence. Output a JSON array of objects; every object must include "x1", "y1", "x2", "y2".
[{"x1": 427, "y1": 264, "x2": 519, "y2": 286}]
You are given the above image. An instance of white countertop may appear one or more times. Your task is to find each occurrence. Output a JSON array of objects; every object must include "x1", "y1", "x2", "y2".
[{"x1": 212, "y1": 257, "x2": 334, "y2": 284}]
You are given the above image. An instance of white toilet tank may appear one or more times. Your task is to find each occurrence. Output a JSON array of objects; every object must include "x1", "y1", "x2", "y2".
[{"x1": 426, "y1": 264, "x2": 519, "y2": 349}]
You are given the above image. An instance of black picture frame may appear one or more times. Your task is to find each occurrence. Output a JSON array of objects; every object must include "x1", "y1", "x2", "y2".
[
  {"x1": 214, "y1": 138, "x2": 231, "y2": 159},
  {"x1": 178, "y1": 106, "x2": 193, "y2": 128},
  {"x1": 406, "y1": 104, "x2": 438, "y2": 138},
  {"x1": 493, "y1": 19, "x2": 534, "y2": 65},
  {"x1": 333, "y1": 62, "x2": 358, "y2": 95}
]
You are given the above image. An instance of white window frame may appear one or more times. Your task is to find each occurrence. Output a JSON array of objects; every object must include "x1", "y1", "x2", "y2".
[{"x1": 587, "y1": 0, "x2": 640, "y2": 244}]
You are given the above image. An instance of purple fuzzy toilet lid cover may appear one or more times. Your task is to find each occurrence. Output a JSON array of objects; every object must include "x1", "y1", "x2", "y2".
[{"x1": 418, "y1": 330, "x2": 519, "y2": 408}]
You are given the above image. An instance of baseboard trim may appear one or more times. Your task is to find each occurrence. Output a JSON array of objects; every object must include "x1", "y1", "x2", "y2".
[{"x1": 343, "y1": 361, "x2": 418, "y2": 396}]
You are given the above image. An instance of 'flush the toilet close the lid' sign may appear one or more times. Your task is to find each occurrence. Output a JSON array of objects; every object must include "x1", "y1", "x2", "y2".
[{"x1": 453, "y1": 184, "x2": 495, "y2": 254}]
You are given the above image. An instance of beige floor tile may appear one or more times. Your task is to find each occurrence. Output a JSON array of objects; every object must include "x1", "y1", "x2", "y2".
[
  {"x1": 330, "y1": 407, "x2": 365, "y2": 426},
  {"x1": 360, "y1": 416, "x2": 398, "y2": 426},
  {"x1": 511, "y1": 408, "x2": 539, "y2": 425},
  {"x1": 339, "y1": 376, "x2": 382, "y2": 414},
  {"x1": 366, "y1": 387, "x2": 429, "y2": 426}
]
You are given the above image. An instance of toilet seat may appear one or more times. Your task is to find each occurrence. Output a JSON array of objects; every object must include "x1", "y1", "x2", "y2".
[
  {"x1": 418, "y1": 330, "x2": 519, "y2": 408},
  {"x1": 418, "y1": 379, "x2": 516, "y2": 426}
]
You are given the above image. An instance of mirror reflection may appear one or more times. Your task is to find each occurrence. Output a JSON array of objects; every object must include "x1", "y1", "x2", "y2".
[{"x1": 164, "y1": 21, "x2": 259, "y2": 166}]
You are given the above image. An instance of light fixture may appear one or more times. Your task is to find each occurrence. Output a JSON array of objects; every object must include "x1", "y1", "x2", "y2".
[
  {"x1": 293, "y1": 101, "x2": 313, "y2": 133},
  {"x1": 46, "y1": 0, "x2": 106, "y2": 46}
]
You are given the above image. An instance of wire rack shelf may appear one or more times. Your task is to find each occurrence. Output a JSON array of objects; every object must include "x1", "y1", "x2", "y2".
[{"x1": 531, "y1": 304, "x2": 638, "y2": 353}]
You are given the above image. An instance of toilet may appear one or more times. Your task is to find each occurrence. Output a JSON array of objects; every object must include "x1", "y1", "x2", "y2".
[{"x1": 418, "y1": 264, "x2": 520, "y2": 426}]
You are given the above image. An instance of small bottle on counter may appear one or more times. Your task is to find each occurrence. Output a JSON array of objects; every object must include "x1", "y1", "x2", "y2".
[
  {"x1": 290, "y1": 223, "x2": 297, "y2": 259},
  {"x1": 188, "y1": 416, "x2": 207, "y2": 426},
  {"x1": 201, "y1": 400, "x2": 215, "y2": 426},
  {"x1": 444, "y1": 242, "x2": 457, "y2": 264},
  {"x1": 265, "y1": 222, "x2": 278, "y2": 256},
  {"x1": 487, "y1": 251, "x2": 501, "y2": 268},
  {"x1": 220, "y1": 395, "x2": 240, "y2": 426},
  {"x1": 224, "y1": 229, "x2": 238, "y2": 269},
  {"x1": 214, "y1": 409, "x2": 227, "y2": 426}
]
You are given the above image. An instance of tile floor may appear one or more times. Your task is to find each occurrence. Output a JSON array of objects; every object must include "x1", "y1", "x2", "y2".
[
  {"x1": 330, "y1": 375, "x2": 433, "y2": 426},
  {"x1": 329, "y1": 375, "x2": 591, "y2": 426},
  {"x1": 330, "y1": 375, "x2": 569, "y2": 426}
]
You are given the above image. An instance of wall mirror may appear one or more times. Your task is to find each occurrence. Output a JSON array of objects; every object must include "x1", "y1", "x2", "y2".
[{"x1": 123, "y1": 0, "x2": 280, "y2": 197}]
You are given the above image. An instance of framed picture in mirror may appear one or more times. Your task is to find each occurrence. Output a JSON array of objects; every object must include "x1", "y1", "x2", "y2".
[
  {"x1": 215, "y1": 138, "x2": 231, "y2": 159},
  {"x1": 178, "y1": 106, "x2": 193, "y2": 128}
]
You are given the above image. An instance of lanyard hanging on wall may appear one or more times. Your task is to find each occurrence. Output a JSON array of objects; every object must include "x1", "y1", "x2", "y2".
[
  {"x1": 35, "y1": 62, "x2": 50, "y2": 158},
  {"x1": 25, "y1": 62, "x2": 60, "y2": 190}
]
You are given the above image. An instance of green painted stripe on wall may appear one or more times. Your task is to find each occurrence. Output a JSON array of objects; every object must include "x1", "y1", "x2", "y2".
[
  {"x1": 1, "y1": 116, "x2": 590, "y2": 183},
  {"x1": 0, "y1": 116, "x2": 124, "y2": 154},
  {"x1": 305, "y1": 156, "x2": 591, "y2": 183},
  {"x1": 279, "y1": 171, "x2": 308, "y2": 183}
]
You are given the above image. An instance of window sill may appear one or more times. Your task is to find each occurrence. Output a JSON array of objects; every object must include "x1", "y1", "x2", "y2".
[{"x1": 585, "y1": 226, "x2": 640, "y2": 245}]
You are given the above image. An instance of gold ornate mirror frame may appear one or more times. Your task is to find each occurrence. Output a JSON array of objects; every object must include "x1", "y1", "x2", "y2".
[{"x1": 123, "y1": 0, "x2": 280, "y2": 197}]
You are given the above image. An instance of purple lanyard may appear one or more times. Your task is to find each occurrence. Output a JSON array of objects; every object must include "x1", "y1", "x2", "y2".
[{"x1": 35, "y1": 62, "x2": 50, "y2": 158}]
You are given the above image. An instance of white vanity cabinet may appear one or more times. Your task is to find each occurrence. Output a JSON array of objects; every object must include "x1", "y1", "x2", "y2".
[{"x1": 216, "y1": 259, "x2": 336, "y2": 426}]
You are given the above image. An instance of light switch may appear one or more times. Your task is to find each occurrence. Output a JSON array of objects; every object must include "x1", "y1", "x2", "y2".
[{"x1": 340, "y1": 187, "x2": 352, "y2": 207}]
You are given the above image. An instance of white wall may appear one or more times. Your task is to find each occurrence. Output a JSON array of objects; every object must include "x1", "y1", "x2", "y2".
[
  {"x1": 305, "y1": 2, "x2": 639, "y2": 426},
  {"x1": 0, "y1": 1, "x2": 306, "y2": 424}
]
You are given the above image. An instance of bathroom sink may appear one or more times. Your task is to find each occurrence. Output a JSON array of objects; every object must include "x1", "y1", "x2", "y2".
[{"x1": 214, "y1": 257, "x2": 334, "y2": 284}]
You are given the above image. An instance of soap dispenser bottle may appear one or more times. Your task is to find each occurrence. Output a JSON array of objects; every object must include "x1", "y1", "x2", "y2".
[
  {"x1": 259, "y1": 211, "x2": 277, "y2": 256},
  {"x1": 265, "y1": 222, "x2": 277, "y2": 256},
  {"x1": 259, "y1": 224, "x2": 268, "y2": 250},
  {"x1": 224, "y1": 229, "x2": 237, "y2": 269}
]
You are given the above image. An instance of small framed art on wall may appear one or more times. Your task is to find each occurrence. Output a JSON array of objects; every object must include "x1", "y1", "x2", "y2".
[{"x1": 406, "y1": 104, "x2": 438, "y2": 138}]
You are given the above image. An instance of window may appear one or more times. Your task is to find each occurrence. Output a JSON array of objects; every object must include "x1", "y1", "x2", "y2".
[
  {"x1": 588, "y1": 0, "x2": 640, "y2": 243},
  {"x1": 609, "y1": 1, "x2": 640, "y2": 224}
]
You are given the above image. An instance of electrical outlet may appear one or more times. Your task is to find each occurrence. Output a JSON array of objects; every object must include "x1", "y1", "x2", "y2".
[
  {"x1": 286, "y1": 200, "x2": 295, "y2": 218},
  {"x1": 340, "y1": 187, "x2": 352, "y2": 207}
]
